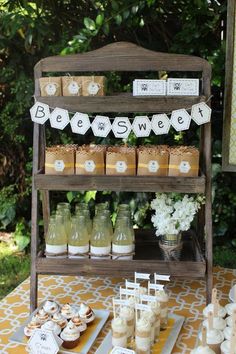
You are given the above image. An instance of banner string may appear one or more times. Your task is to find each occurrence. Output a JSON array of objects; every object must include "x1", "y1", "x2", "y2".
[{"x1": 32, "y1": 94, "x2": 213, "y2": 120}]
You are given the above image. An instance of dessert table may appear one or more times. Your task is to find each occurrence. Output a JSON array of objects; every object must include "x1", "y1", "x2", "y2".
[{"x1": 0, "y1": 266, "x2": 235, "y2": 354}]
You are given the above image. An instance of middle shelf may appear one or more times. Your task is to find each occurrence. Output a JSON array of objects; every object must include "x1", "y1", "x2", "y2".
[{"x1": 34, "y1": 172, "x2": 206, "y2": 193}]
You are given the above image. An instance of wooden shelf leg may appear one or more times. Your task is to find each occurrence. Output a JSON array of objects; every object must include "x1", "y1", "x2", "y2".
[{"x1": 30, "y1": 186, "x2": 39, "y2": 313}]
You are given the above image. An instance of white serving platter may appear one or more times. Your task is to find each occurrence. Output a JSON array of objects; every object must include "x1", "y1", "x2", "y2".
[
  {"x1": 95, "y1": 313, "x2": 184, "y2": 354},
  {"x1": 10, "y1": 304, "x2": 110, "y2": 354},
  {"x1": 229, "y1": 284, "x2": 236, "y2": 303}
]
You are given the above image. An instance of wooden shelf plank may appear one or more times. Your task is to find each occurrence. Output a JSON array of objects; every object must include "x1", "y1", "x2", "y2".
[
  {"x1": 36, "y1": 230, "x2": 206, "y2": 278},
  {"x1": 34, "y1": 173, "x2": 206, "y2": 193},
  {"x1": 35, "y1": 95, "x2": 207, "y2": 113}
]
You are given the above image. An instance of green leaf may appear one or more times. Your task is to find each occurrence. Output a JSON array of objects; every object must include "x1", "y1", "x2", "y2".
[
  {"x1": 15, "y1": 234, "x2": 30, "y2": 252},
  {"x1": 111, "y1": 1, "x2": 119, "y2": 11},
  {"x1": 115, "y1": 14, "x2": 122, "y2": 25},
  {"x1": 102, "y1": 22, "x2": 110, "y2": 35},
  {"x1": 84, "y1": 191, "x2": 97, "y2": 203},
  {"x1": 96, "y1": 14, "x2": 104, "y2": 26},
  {"x1": 66, "y1": 191, "x2": 74, "y2": 203},
  {"x1": 84, "y1": 17, "x2": 96, "y2": 30}
]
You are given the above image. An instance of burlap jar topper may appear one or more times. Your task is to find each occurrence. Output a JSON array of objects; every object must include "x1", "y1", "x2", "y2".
[
  {"x1": 168, "y1": 146, "x2": 199, "y2": 177},
  {"x1": 137, "y1": 145, "x2": 169, "y2": 176},
  {"x1": 82, "y1": 76, "x2": 106, "y2": 96},
  {"x1": 45, "y1": 145, "x2": 76, "y2": 175},
  {"x1": 106, "y1": 146, "x2": 136, "y2": 176},
  {"x1": 62, "y1": 76, "x2": 83, "y2": 96},
  {"x1": 75, "y1": 144, "x2": 106, "y2": 175},
  {"x1": 39, "y1": 77, "x2": 61, "y2": 97}
]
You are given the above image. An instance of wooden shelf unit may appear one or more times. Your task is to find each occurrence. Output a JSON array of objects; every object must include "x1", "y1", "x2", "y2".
[{"x1": 30, "y1": 41, "x2": 212, "y2": 313}]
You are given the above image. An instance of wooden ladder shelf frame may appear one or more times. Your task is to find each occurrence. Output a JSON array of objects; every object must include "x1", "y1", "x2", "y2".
[{"x1": 31, "y1": 42, "x2": 212, "y2": 313}]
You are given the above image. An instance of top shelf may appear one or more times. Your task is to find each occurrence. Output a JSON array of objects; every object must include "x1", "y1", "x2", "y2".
[{"x1": 35, "y1": 94, "x2": 207, "y2": 113}]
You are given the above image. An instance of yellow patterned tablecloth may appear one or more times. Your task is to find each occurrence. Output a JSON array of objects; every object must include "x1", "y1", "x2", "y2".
[{"x1": 0, "y1": 267, "x2": 235, "y2": 354}]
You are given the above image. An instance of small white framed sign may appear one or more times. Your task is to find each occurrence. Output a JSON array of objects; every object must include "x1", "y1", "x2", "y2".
[
  {"x1": 167, "y1": 78, "x2": 199, "y2": 96},
  {"x1": 133, "y1": 79, "x2": 166, "y2": 96}
]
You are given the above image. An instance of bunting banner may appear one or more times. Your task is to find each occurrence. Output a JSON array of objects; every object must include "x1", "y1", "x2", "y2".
[{"x1": 30, "y1": 101, "x2": 212, "y2": 138}]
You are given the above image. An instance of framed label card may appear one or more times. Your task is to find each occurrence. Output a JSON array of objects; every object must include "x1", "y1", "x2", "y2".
[{"x1": 222, "y1": 0, "x2": 236, "y2": 171}]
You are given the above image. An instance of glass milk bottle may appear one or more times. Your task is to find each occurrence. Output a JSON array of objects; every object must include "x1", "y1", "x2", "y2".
[
  {"x1": 45, "y1": 215, "x2": 67, "y2": 258},
  {"x1": 112, "y1": 216, "x2": 133, "y2": 260},
  {"x1": 77, "y1": 209, "x2": 92, "y2": 239},
  {"x1": 97, "y1": 209, "x2": 113, "y2": 241},
  {"x1": 90, "y1": 215, "x2": 111, "y2": 259},
  {"x1": 68, "y1": 215, "x2": 89, "y2": 258}
]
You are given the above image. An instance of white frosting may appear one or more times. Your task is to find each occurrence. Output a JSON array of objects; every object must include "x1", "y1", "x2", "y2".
[
  {"x1": 223, "y1": 326, "x2": 234, "y2": 341},
  {"x1": 35, "y1": 309, "x2": 49, "y2": 323},
  {"x1": 60, "y1": 322, "x2": 80, "y2": 341},
  {"x1": 41, "y1": 320, "x2": 61, "y2": 335},
  {"x1": 43, "y1": 300, "x2": 58, "y2": 314},
  {"x1": 70, "y1": 318, "x2": 87, "y2": 332},
  {"x1": 141, "y1": 311, "x2": 155, "y2": 344},
  {"x1": 52, "y1": 312, "x2": 67, "y2": 327},
  {"x1": 61, "y1": 303, "x2": 76, "y2": 319},
  {"x1": 202, "y1": 317, "x2": 226, "y2": 331},
  {"x1": 190, "y1": 346, "x2": 216, "y2": 354},
  {"x1": 225, "y1": 303, "x2": 236, "y2": 316},
  {"x1": 112, "y1": 317, "x2": 127, "y2": 333},
  {"x1": 139, "y1": 286, "x2": 147, "y2": 295},
  {"x1": 156, "y1": 290, "x2": 168, "y2": 303},
  {"x1": 150, "y1": 301, "x2": 161, "y2": 316},
  {"x1": 119, "y1": 306, "x2": 134, "y2": 321},
  {"x1": 198, "y1": 328, "x2": 224, "y2": 345},
  {"x1": 136, "y1": 317, "x2": 151, "y2": 332},
  {"x1": 78, "y1": 303, "x2": 95, "y2": 323},
  {"x1": 226, "y1": 314, "x2": 235, "y2": 327},
  {"x1": 221, "y1": 340, "x2": 236, "y2": 354},
  {"x1": 127, "y1": 296, "x2": 136, "y2": 308},
  {"x1": 203, "y1": 303, "x2": 226, "y2": 318},
  {"x1": 24, "y1": 319, "x2": 41, "y2": 337}
]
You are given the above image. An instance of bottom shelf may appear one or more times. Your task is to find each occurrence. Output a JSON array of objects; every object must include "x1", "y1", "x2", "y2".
[{"x1": 36, "y1": 230, "x2": 206, "y2": 278}]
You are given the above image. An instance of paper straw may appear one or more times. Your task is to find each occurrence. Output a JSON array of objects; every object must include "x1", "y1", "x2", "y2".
[
  {"x1": 211, "y1": 288, "x2": 217, "y2": 304},
  {"x1": 208, "y1": 311, "x2": 213, "y2": 330},
  {"x1": 202, "y1": 326, "x2": 207, "y2": 347},
  {"x1": 113, "y1": 298, "x2": 116, "y2": 319},
  {"x1": 230, "y1": 333, "x2": 236, "y2": 354},
  {"x1": 213, "y1": 299, "x2": 219, "y2": 317}
]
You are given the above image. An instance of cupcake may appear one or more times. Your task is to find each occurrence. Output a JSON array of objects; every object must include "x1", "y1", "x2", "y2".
[
  {"x1": 111, "y1": 317, "x2": 127, "y2": 348},
  {"x1": 43, "y1": 300, "x2": 59, "y2": 315},
  {"x1": 78, "y1": 303, "x2": 95, "y2": 324},
  {"x1": 52, "y1": 312, "x2": 68, "y2": 329},
  {"x1": 198, "y1": 328, "x2": 224, "y2": 354},
  {"x1": 190, "y1": 345, "x2": 217, "y2": 354},
  {"x1": 61, "y1": 303, "x2": 76, "y2": 320},
  {"x1": 202, "y1": 316, "x2": 226, "y2": 331},
  {"x1": 225, "y1": 303, "x2": 236, "y2": 316},
  {"x1": 70, "y1": 317, "x2": 87, "y2": 333},
  {"x1": 203, "y1": 303, "x2": 226, "y2": 319},
  {"x1": 35, "y1": 308, "x2": 50, "y2": 324},
  {"x1": 60, "y1": 322, "x2": 80, "y2": 349},
  {"x1": 41, "y1": 320, "x2": 61, "y2": 336},
  {"x1": 24, "y1": 318, "x2": 41, "y2": 338}
]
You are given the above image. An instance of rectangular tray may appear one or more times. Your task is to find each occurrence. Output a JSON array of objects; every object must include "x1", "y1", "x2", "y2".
[
  {"x1": 10, "y1": 304, "x2": 110, "y2": 354},
  {"x1": 95, "y1": 313, "x2": 184, "y2": 354}
]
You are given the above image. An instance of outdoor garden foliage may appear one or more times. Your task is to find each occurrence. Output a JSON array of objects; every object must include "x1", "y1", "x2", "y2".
[{"x1": 0, "y1": 0, "x2": 235, "y2": 263}]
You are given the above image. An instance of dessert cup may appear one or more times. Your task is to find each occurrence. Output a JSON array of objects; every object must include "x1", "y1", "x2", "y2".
[
  {"x1": 24, "y1": 318, "x2": 41, "y2": 338},
  {"x1": 202, "y1": 317, "x2": 226, "y2": 331},
  {"x1": 150, "y1": 301, "x2": 161, "y2": 341},
  {"x1": 61, "y1": 303, "x2": 76, "y2": 320},
  {"x1": 135, "y1": 317, "x2": 151, "y2": 354},
  {"x1": 155, "y1": 290, "x2": 169, "y2": 329},
  {"x1": 111, "y1": 317, "x2": 128, "y2": 348},
  {"x1": 203, "y1": 304, "x2": 226, "y2": 319},
  {"x1": 70, "y1": 317, "x2": 87, "y2": 334},
  {"x1": 225, "y1": 303, "x2": 236, "y2": 316},
  {"x1": 119, "y1": 306, "x2": 135, "y2": 339},
  {"x1": 60, "y1": 322, "x2": 80, "y2": 349},
  {"x1": 141, "y1": 310, "x2": 156, "y2": 345},
  {"x1": 51, "y1": 312, "x2": 68, "y2": 329},
  {"x1": 220, "y1": 339, "x2": 236, "y2": 354},
  {"x1": 41, "y1": 320, "x2": 61, "y2": 336},
  {"x1": 190, "y1": 345, "x2": 217, "y2": 354},
  {"x1": 198, "y1": 328, "x2": 224, "y2": 354},
  {"x1": 43, "y1": 299, "x2": 59, "y2": 315},
  {"x1": 78, "y1": 303, "x2": 95, "y2": 324},
  {"x1": 223, "y1": 326, "x2": 234, "y2": 341}
]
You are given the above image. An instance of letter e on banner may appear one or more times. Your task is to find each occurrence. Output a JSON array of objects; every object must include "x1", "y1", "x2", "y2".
[
  {"x1": 132, "y1": 116, "x2": 152, "y2": 137},
  {"x1": 170, "y1": 109, "x2": 191, "y2": 131},
  {"x1": 112, "y1": 117, "x2": 132, "y2": 138},
  {"x1": 50, "y1": 108, "x2": 70, "y2": 130},
  {"x1": 30, "y1": 102, "x2": 50, "y2": 124},
  {"x1": 70, "y1": 112, "x2": 90, "y2": 135},
  {"x1": 151, "y1": 114, "x2": 171, "y2": 135}
]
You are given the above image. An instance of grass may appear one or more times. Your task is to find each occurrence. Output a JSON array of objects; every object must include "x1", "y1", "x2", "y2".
[{"x1": 0, "y1": 238, "x2": 30, "y2": 300}]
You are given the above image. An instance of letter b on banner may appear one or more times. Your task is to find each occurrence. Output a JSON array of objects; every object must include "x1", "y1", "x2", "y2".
[{"x1": 30, "y1": 102, "x2": 50, "y2": 124}]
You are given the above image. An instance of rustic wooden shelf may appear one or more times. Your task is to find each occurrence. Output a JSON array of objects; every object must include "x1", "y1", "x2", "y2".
[
  {"x1": 36, "y1": 230, "x2": 206, "y2": 278},
  {"x1": 35, "y1": 94, "x2": 206, "y2": 113},
  {"x1": 34, "y1": 173, "x2": 206, "y2": 193}
]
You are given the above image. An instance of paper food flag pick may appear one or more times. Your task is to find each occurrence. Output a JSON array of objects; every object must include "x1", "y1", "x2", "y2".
[
  {"x1": 213, "y1": 299, "x2": 219, "y2": 317},
  {"x1": 50, "y1": 108, "x2": 70, "y2": 130},
  {"x1": 132, "y1": 116, "x2": 152, "y2": 137},
  {"x1": 191, "y1": 102, "x2": 212, "y2": 125},
  {"x1": 202, "y1": 326, "x2": 207, "y2": 347},
  {"x1": 208, "y1": 311, "x2": 213, "y2": 330},
  {"x1": 170, "y1": 109, "x2": 191, "y2": 132},
  {"x1": 154, "y1": 274, "x2": 170, "y2": 282},
  {"x1": 70, "y1": 112, "x2": 90, "y2": 135},
  {"x1": 134, "y1": 272, "x2": 150, "y2": 282},
  {"x1": 151, "y1": 114, "x2": 171, "y2": 135},
  {"x1": 125, "y1": 280, "x2": 140, "y2": 289},
  {"x1": 91, "y1": 115, "x2": 111, "y2": 137},
  {"x1": 112, "y1": 117, "x2": 132, "y2": 139},
  {"x1": 30, "y1": 102, "x2": 50, "y2": 125}
]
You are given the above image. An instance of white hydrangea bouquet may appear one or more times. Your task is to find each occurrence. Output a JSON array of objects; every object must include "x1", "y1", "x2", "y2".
[{"x1": 151, "y1": 193, "x2": 205, "y2": 237}]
